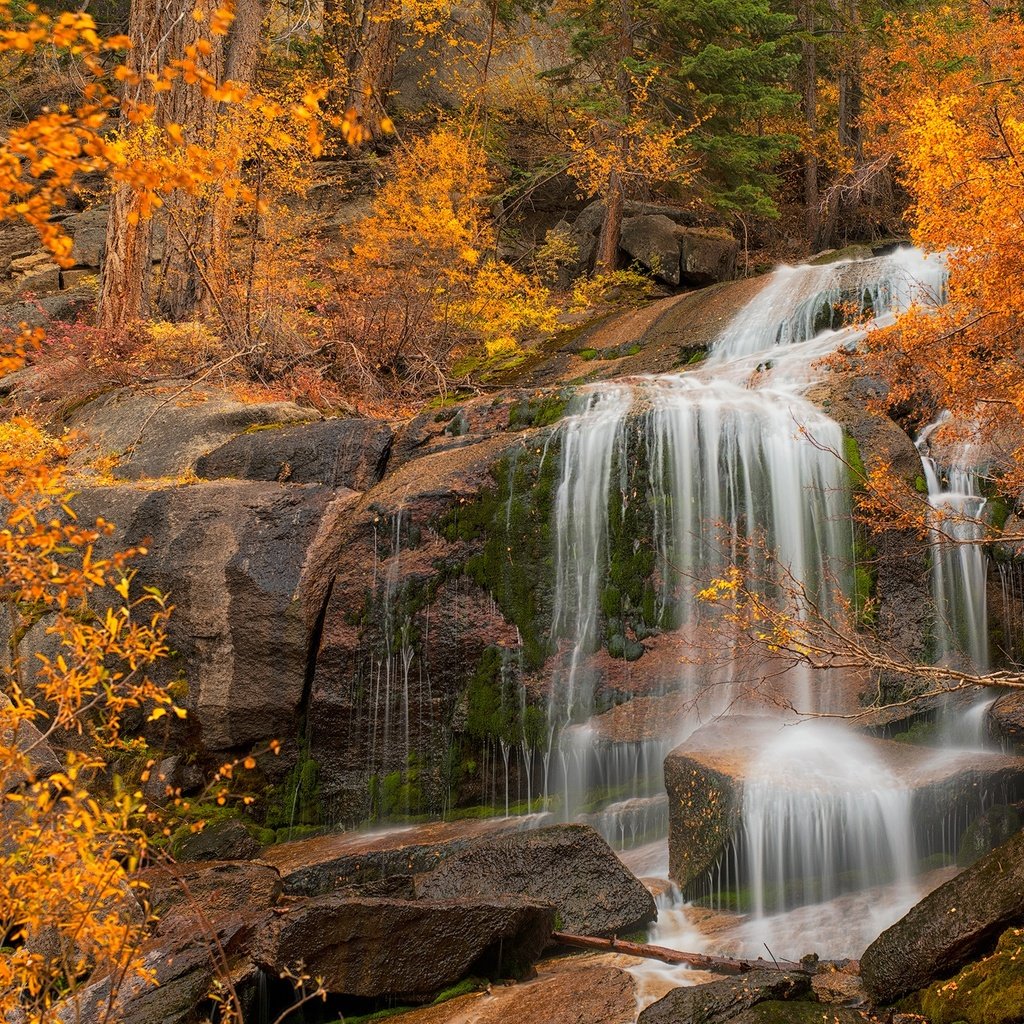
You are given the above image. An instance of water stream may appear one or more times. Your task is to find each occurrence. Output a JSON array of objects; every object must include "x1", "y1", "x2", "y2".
[{"x1": 533, "y1": 247, "x2": 1020, "y2": 981}]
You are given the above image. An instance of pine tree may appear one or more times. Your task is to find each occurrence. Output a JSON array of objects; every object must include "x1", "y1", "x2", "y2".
[{"x1": 654, "y1": 0, "x2": 799, "y2": 217}]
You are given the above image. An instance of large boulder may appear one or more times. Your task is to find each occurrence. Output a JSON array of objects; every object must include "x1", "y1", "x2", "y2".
[
  {"x1": 414, "y1": 823, "x2": 656, "y2": 937},
  {"x1": 138, "y1": 860, "x2": 283, "y2": 931},
  {"x1": 637, "y1": 971, "x2": 811, "y2": 1024},
  {"x1": 61, "y1": 480, "x2": 357, "y2": 756},
  {"x1": 679, "y1": 228, "x2": 739, "y2": 286},
  {"x1": 261, "y1": 815, "x2": 548, "y2": 896},
  {"x1": 55, "y1": 915, "x2": 261, "y2": 1024},
  {"x1": 65, "y1": 386, "x2": 317, "y2": 481},
  {"x1": 989, "y1": 691, "x2": 1024, "y2": 753},
  {"x1": 860, "y1": 827, "x2": 1024, "y2": 1004},
  {"x1": 620, "y1": 215, "x2": 682, "y2": 286},
  {"x1": 253, "y1": 894, "x2": 555, "y2": 1000},
  {"x1": 196, "y1": 417, "x2": 393, "y2": 491}
]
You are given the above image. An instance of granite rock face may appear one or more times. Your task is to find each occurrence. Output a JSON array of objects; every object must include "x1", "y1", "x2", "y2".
[{"x1": 414, "y1": 823, "x2": 657, "y2": 937}]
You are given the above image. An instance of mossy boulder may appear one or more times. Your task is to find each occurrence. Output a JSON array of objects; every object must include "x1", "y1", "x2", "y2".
[
  {"x1": 907, "y1": 925, "x2": 1024, "y2": 1024},
  {"x1": 861, "y1": 826, "x2": 1024, "y2": 1004}
]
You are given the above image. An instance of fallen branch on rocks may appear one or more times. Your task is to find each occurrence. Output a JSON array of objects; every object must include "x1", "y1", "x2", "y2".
[{"x1": 552, "y1": 932, "x2": 806, "y2": 975}]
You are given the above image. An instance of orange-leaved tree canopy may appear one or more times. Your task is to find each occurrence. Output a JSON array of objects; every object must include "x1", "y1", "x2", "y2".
[{"x1": 858, "y1": 0, "x2": 1024, "y2": 496}]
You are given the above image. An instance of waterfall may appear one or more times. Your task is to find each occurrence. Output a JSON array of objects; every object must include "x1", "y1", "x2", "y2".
[
  {"x1": 916, "y1": 414, "x2": 990, "y2": 671},
  {"x1": 740, "y1": 723, "x2": 916, "y2": 916},
  {"x1": 541, "y1": 246, "x2": 991, "y2": 959}
]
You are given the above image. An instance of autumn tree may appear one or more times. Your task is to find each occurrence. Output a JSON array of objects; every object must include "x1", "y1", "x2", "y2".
[{"x1": 858, "y1": 0, "x2": 1024, "y2": 490}]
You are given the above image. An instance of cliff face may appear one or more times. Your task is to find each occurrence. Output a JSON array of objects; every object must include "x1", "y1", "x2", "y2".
[{"x1": 2, "y1": 263, "x2": 1015, "y2": 839}]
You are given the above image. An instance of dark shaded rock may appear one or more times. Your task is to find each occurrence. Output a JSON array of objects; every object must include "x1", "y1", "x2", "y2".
[
  {"x1": 637, "y1": 971, "x2": 811, "y2": 1024},
  {"x1": 196, "y1": 417, "x2": 392, "y2": 491},
  {"x1": 620, "y1": 215, "x2": 682, "y2": 286},
  {"x1": 728, "y1": 1003, "x2": 868, "y2": 1023},
  {"x1": 137, "y1": 860, "x2": 283, "y2": 930},
  {"x1": 55, "y1": 915, "x2": 261, "y2": 1024},
  {"x1": 175, "y1": 818, "x2": 263, "y2": 862},
  {"x1": 65, "y1": 480, "x2": 355, "y2": 755},
  {"x1": 305, "y1": 432, "x2": 527, "y2": 820},
  {"x1": 261, "y1": 816, "x2": 549, "y2": 896},
  {"x1": 860, "y1": 826, "x2": 1024, "y2": 1004},
  {"x1": 65, "y1": 386, "x2": 316, "y2": 481},
  {"x1": 253, "y1": 895, "x2": 555, "y2": 1000},
  {"x1": 679, "y1": 228, "x2": 739, "y2": 286},
  {"x1": 415, "y1": 823, "x2": 656, "y2": 937},
  {"x1": 990, "y1": 691, "x2": 1024, "y2": 753},
  {"x1": 142, "y1": 754, "x2": 204, "y2": 804},
  {"x1": 957, "y1": 803, "x2": 1021, "y2": 866}
]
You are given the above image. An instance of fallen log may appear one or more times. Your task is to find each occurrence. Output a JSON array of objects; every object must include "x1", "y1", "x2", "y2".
[{"x1": 551, "y1": 931, "x2": 807, "y2": 975}]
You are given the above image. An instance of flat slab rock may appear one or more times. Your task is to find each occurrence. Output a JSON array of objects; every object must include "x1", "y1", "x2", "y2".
[
  {"x1": 260, "y1": 814, "x2": 551, "y2": 896},
  {"x1": 665, "y1": 715, "x2": 1024, "y2": 889},
  {"x1": 860, "y1": 825, "x2": 1024, "y2": 1004},
  {"x1": 414, "y1": 823, "x2": 657, "y2": 937},
  {"x1": 381, "y1": 953, "x2": 638, "y2": 1024},
  {"x1": 253, "y1": 894, "x2": 555, "y2": 1001}
]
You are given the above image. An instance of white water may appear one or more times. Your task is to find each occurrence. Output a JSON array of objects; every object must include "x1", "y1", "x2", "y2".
[
  {"x1": 546, "y1": 247, "x2": 949, "y2": 827},
  {"x1": 916, "y1": 414, "x2": 990, "y2": 671},
  {"x1": 538, "y1": 247, "x2": 1009, "y2": 986}
]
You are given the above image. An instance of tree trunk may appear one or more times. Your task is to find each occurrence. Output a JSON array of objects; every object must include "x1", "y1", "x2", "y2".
[
  {"x1": 595, "y1": 169, "x2": 624, "y2": 274},
  {"x1": 155, "y1": 0, "x2": 225, "y2": 323},
  {"x1": 595, "y1": 0, "x2": 634, "y2": 274},
  {"x1": 96, "y1": 0, "x2": 160, "y2": 333},
  {"x1": 325, "y1": 0, "x2": 399, "y2": 147}
]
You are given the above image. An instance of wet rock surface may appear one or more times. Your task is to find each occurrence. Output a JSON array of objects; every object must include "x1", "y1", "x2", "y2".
[
  {"x1": 637, "y1": 971, "x2": 812, "y2": 1024},
  {"x1": 860, "y1": 826, "x2": 1024, "y2": 1004},
  {"x1": 414, "y1": 823, "x2": 657, "y2": 937},
  {"x1": 262, "y1": 816, "x2": 550, "y2": 895},
  {"x1": 989, "y1": 691, "x2": 1024, "y2": 752},
  {"x1": 386, "y1": 953, "x2": 639, "y2": 1024},
  {"x1": 253, "y1": 894, "x2": 556, "y2": 1000}
]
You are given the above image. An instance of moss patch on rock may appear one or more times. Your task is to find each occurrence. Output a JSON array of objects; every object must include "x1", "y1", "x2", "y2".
[{"x1": 908, "y1": 927, "x2": 1024, "y2": 1024}]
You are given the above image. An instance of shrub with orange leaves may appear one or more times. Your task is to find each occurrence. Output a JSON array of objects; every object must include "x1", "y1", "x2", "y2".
[
  {"x1": 0, "y1": 411, "x2": 176, "y2": 1021},
  {"x1": 329, "y1": 125, "x2": 556, "y2": 397}
]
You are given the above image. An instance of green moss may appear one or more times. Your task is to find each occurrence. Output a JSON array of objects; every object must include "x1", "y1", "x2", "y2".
[
  {"x1": 909, "y1": 927, "x2": 1024, "y2": 1024},
  {"x1": 264, "y1": 741, "x2": 323, "y2": 835},
  {"x1": 368, "y1": 753, "x2": 426, "y2": 820},
  {"x1": 578, "y1": 347, "x2": 598, "y2": 361},
  {"x1": 843, "y1": 433, "x2": 868, "y2": 488},
  {"x1": 508, "y1": 392, "x2": 570, "y2": 430},
  {"x1": 914, "y1": 474, "x2": 929, "y2": 494},
  {"x1": 437, "y1": 441, "x2": 560, "y2": 670}
]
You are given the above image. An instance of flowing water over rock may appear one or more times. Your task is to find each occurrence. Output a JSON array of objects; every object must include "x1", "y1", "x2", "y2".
[{"x1": 527, "y1": 246, "x2": 1024, "y2": 985}]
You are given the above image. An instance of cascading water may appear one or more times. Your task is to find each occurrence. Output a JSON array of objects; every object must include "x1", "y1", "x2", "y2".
[
  {"x1": 535, "y1": 246, "x2": 1011, "y2": 976},
  {"x1": 916, "y1": 415, "x2": 990, "y2": 671},
  {"x1": 740, "y1": 723, "x2": 917, "y2": 917},
  {"x1": 545, "y1": 248, "x2": 949, "y2": 846}
]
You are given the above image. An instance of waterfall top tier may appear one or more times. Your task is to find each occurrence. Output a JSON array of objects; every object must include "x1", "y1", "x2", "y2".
[{"x1": 708, "y1": 247, "x2": 948, "y2": 366}]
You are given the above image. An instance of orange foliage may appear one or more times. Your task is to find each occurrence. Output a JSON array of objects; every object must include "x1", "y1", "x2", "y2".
[{"x1": 857, "y1": 1, "x2": 1024, "y2": 494}]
